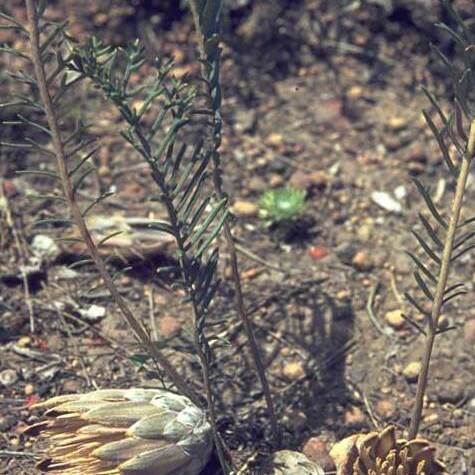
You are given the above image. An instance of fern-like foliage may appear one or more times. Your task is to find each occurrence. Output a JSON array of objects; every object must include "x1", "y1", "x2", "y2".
[
  {"x1": 188, "y1": 0, "x2": 223, "y2": 149},
  {"x1": 68, "y1": 39, "x2": 228, "y2": 367},
  {"x1": 405, "y1": 0, "x2": 475, "y2": 438},
  {"x1": 188, "y1": 0, "x2": 281, "y2": 447},
  {"x1": 405, "y1": 2, "x2": 475, "y2": 326},
  {"x1": 0, "y1": 1, "x2": 195, "y2": 401},
  {"x1": 188, "y1": 0, "x2": 280, "y2": 448},
  {"x1": 0, "y1": 5, "x2": 101, "y2": 241},
  {"x1": 68, "y1": 35, "x2": 231, "y2": 472}
]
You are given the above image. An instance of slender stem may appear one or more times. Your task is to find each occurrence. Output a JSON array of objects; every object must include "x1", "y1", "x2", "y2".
[
  {"x1": 408, "y1": 119, "x2": 475, "y2": 439},
  {"x1": 188, "y1": 0, "x2": 281, "y2": 447},
  {"x1": 189, "y1": 296, "x2": 230, "y2": 474},
  {"x1": 154, "y1": 172, "x2": 230, "y2": 473},
  {"x1": 25, "y1": 0, "x2": 198, "y2": 406},
  {"x1": 221, "y1": 218, "x2": 281, "y2": 445}
]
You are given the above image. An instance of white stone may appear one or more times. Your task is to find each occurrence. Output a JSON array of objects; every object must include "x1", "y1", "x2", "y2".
[{"x1": 371, "y1": 191, "x2": 403, "y2": 214}]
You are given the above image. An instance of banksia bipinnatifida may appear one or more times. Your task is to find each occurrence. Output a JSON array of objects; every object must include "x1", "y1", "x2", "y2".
[
  {"x1": 26, "y1": 388, "x2": 213, "y2": 475},
  {"x1": 329, "y1": 426, "x2": 446, "y2": 475}
]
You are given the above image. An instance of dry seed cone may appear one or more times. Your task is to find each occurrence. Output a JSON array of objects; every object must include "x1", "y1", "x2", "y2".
[
  {"x1": 26, "y1": 388, "x2": 213, "y2": 475},
  {"x1": 330, "y1": 426, "x2": 447, "y2": 475}
]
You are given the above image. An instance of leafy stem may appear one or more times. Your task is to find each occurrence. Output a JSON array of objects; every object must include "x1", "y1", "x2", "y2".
[
  {"x1": 68, "y1": 38, "x2": 231, "y2": 472},
  {"x1": 188, "y1": 0, "x2": 281, "y2": 447},
  {"x1": 131, "y1": 130, "x2": 230, "y2": 473},
  {"x1": 24, "y1": 0, "x2": 197, "y2": 405},
  {"x1": 409, "y1": 119, "x2": 475, "y2": 439}
]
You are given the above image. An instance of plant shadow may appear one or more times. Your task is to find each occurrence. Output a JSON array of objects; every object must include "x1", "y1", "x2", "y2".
[
  {"x1": 268, "y1": 282, "x2": 356, "y2": 443},
  {"x1": 207, "y1": 278, "x2": 356, "y2": 464}
]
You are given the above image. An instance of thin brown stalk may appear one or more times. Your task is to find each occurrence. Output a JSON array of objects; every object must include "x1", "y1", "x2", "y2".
[
  {"x1": 188, "y1": 0, "x2": 280, "y2": 446},
  {"x1": 220, "y1": 223, "x2": 280, "y2": 446},
  {"x1": 25, "y1": 0, "x2": 198, "y2": 406},
  {"x1": 408, "y1": 119, "x2": 475, "y2": 439}
]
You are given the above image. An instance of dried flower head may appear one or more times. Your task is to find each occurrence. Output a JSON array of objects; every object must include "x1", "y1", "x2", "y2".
[
  {"x1": 330, "y1": 426, "x2": 446, "y2": 475},
  {"x1": 26, "y1": 388, "x2": 213, "y2": 475}
]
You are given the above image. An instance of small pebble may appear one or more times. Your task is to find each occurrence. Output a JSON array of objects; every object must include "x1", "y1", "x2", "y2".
[
  {"x1": 381, "y1": 386, "x2": 392, "y2": 395},
  {"x1": 159, "y1": 315, "x2": 182, "y2": 339},
  {"x1": 0, "y1": 369, "x2": 18, "y2": 387},
  {"x1": 282, "y1": 361, "x2": 306, "y2": 381},
  {"x1": 394, "y1": 185, "x2": 407, "y2": 200},
  {"x1": 437, "y1": 315, "x2": 449, "y2": 331},
  {"x1": 403, "y1": 361, "x2": 422, "y2": 382},
  {"x1": 241, "y1": 267, "x2": 264, "y2": 280},
  {"x1": 346, "y1": 86, "x2": 364, "y2": 99},
  {"x1": 401, "y1": 143, "x2": 427, "y2": 165},
  {"x1": 371, "y1": 191, "x2": 403, "y2": 214},
  {"x1": 436, "y1": 379, "x2": 465, "y2": 404},
  {"x1": 232, "y1": 200, "x2": 259, "y2": 218},
  {"x1": 337, "y1": 289, "x2": 351, "y2": 300},
  {"x1": 0, "y1": 415, "x2": 16, "y2": 431},
  {"x1": 407, "y1": 161, "x2": 425, "y2": 174},
  {"x1": 375, "y1": 399, "x2": 397, "y2": 419},
  {"x1": 302, "y1": 437, "x2": 336, "y2": 472},
  {"x1": 270, "y1": 174, "x2": 284, "y2": 187},
  {"x1": 289, "y1": 170, "x2": 328, "y2": 190},
  {"x1": 2, "y1": 179, "x2": 18, "y2": 198},
  {"x1": 79, "y1": 304, "x2": 106, "y2": 322},
  {"x1": 356, "y1": 223, "x2": 373, "y2": 240},
  {"x1": 62, "y1": 379, "x2": 81, "y2": 393},
  {"x1": 384, "y1": 309, "x2": 405, "y2": 329},
  {"x1": 281, "y1": 347, "x2": 292, "y2": 357},
  {"x1": 234, "y1": 108, "x2": 257, "y2": 133},
  {"x1": 55, "y1": 266, "x2": 80, "y2": 280},
  {"x1": 387, "y1": 116, "x2": 408, "y2": 131},
  {"x1": 423, "y1": 413, "x2": 439, "y2": 424},
  {"x1": 344, "y1": 406, "x2": 365, "y2": 428},
  {"x1": 24, "y1": 383, "x2": 35, "y2": 396},
  {"x1": 267, "y1": 133, "x2": 284, "y2": 146},
  {"x1": 336, "y1": 242, "x2": 357, "y2": 265},
  {"x1": 308, "y1": 246, "x2": 329, "y2": 260},
  {"x1": 265, "y1": 450, "x2": 324, "y2": 475},
  {"x1": 248, "y1": 176, "x2": 266, "y2": 192},
  {"x1": 284, "y1": 410, "x2": 307, "y2": 431},
  {"x1": 307, "y1": 171, "x2": 328, "y2": 188},
  {"x1": 31, "y1": 234, "x2": 59, "y2": 260},
  {"x1": 17, "y1": 336, "x2": 32, "y2": 347},
  {"x1": 351, "y1": 251, "x2": 373, "y2": 272},
  {"x1": 463, "y1": 319, "x2": 475, "y2": 345}
]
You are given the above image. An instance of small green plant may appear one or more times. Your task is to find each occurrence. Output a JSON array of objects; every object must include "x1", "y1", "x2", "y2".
[{"x1": 259, "y1": 186, "x2": 306, "y2": 224}]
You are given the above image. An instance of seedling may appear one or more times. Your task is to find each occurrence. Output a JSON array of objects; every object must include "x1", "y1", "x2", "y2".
[{"x1": 259, "y1": 186, "x2": 306, "y2": 224}]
